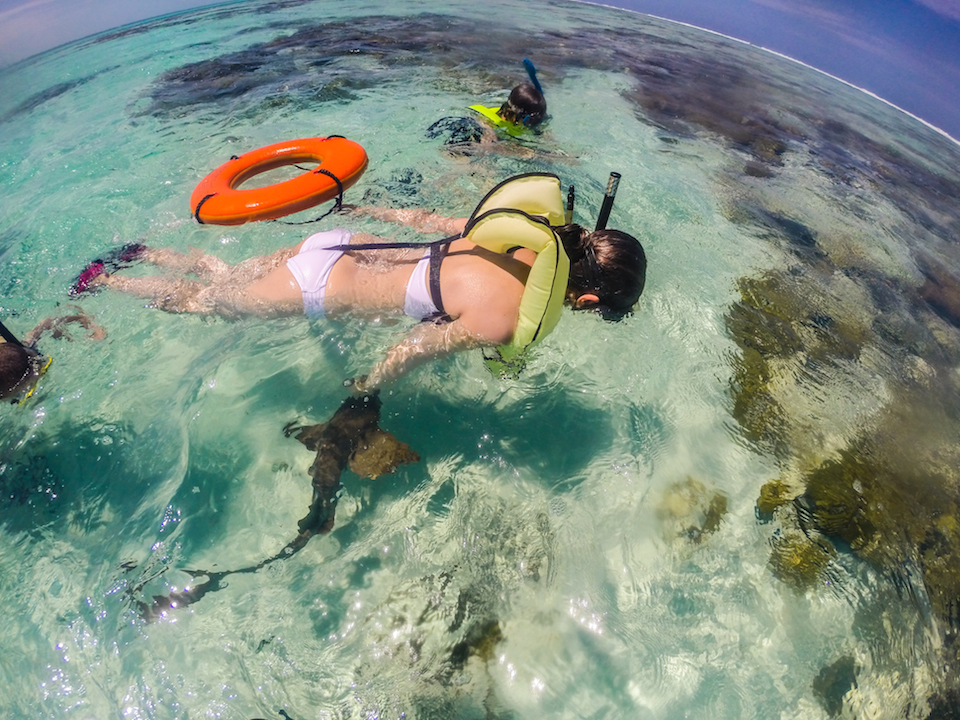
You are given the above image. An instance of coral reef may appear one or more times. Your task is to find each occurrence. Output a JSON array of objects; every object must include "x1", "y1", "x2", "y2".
[
  {"x1": 657, "y1": 476, "x2": 728, "y2": 545},
  {"x1": 726, "y1": 256, "x2": 960, "y2": 691}
]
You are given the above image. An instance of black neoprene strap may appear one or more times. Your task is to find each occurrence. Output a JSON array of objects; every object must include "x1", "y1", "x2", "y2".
[{"x1": 429, "y1": 243, "x2": 447, "y2": 316}]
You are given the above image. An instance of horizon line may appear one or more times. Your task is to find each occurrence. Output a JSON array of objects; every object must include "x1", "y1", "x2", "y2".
[{"x1": 584, "y1": 0, "x2": 960, "y2": 148}]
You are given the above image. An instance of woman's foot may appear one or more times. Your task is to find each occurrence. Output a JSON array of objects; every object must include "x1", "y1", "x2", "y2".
[
  {"x1": 69, "y1": 261, "x2": 107, "y2": 295},
  {"x1": 69, "y1": 242, "x2": 147, "y2": 295}
]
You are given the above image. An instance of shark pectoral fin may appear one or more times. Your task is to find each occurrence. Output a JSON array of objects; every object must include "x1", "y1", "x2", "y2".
[
  {"x1": 289, "y1": 421, "x2": 330, "y2": 450},
  {"x1": 348, "y1": 428, "x2": 420, "y2": 479}
]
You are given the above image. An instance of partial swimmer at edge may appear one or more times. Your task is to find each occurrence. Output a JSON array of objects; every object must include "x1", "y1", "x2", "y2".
[{"x1": 0, "y1": 309, "x2": 106, "y2": 404}]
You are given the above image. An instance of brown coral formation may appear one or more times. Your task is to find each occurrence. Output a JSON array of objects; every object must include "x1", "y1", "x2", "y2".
[
  {"x1": 657, "y1": 476, "x2": 728, "y2": 545},
  {"x1": 726, "y1": 259, "x2": 960, "y2": 687}
]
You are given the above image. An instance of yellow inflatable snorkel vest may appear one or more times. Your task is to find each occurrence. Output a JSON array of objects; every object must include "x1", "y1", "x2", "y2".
[
  {"x1": 462, "y1": 172, "x2": 569, "y2": 371},
  {"x1": 468, "y1": 104, "x2": 526, "y2": 137}
]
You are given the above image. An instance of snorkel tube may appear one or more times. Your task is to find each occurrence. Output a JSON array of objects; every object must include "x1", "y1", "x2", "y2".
[
  {"x1": 523, "y1": 58, "x2": 544, "y2": 96},
  {"x1": 595, "y1": 172, "x2": 621, "y2": 231},
  {"x1": 565, "y1": 184, "x2": 575, "y2": 225},
  {"x1": 0, "y1": 319, "x2": 22, "y2": 347}
]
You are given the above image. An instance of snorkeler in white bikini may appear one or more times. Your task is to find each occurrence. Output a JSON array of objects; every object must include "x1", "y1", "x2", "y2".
[{"x1": 76, "y1": 175, "x2": 646, "y2": 389}]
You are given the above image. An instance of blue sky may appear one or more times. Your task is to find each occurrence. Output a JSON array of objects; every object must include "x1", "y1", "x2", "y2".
[
  {"x1": 612, "y1": 0, "x2": 960, "y2": 140},
  {"x1": 2, "y1": 0, "x2": 959, "y2": 139}
]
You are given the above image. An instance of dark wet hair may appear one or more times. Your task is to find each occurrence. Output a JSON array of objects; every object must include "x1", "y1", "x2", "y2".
[
  {"x1": 556, "y1": 224, "x2": 647, "y2": 319},
  {"x1": 0, "y1": 342, "x2": 32, "y2": 399},
  {"x1": 498, "y1": 82, "x2": 547, "y2": 127}
]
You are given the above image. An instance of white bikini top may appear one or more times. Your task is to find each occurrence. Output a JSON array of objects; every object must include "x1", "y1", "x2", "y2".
[{"x1": 403, "y1": 251, "x2": 443, "y2": 320}]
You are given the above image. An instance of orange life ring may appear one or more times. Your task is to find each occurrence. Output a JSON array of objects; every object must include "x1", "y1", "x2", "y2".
[{"x1": 190, "y1": 136, "x2": 368, "y2": 225}]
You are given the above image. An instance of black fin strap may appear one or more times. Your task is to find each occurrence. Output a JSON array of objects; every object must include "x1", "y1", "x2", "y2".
[{"x1": 193, "y1": 193, "x2": 217, "y2": 224}]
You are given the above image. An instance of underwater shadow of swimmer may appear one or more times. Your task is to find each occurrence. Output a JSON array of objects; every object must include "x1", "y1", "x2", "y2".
[
  {"x1": 400, "y1": 386, "x2": 618, "y2": 487},
  {"x1": 130, "y1": 392, "x2": 418, "y2": 621},
  {"x1": 228, "y1": 347, "x2": 618, "y2": 492}
]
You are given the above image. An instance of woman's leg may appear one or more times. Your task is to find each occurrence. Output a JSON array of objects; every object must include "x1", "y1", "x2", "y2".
[
  {"x1": 96, "y1": 243, "x2": 305, "y2": 317},
  {"x1": 229, "y1": 246, "x2": 301, "y2": 282},
  {"x1": 144, "y1": 247, "x2": 232, "y2": 279},
  {"x1": 99, "y1": 265, "x2": 302, "y2": 318},
  {"x1": 97, "y1": 273, "x2": 212, "y2": 313}
]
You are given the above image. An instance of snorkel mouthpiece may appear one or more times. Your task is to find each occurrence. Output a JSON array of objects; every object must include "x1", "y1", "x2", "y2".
[{"x1": 595, "y1": 172, "x2": 621, "y2": 231}]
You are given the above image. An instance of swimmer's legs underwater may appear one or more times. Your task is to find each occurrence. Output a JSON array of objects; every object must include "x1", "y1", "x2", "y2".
[
  {"x1": 141, "y1": 247, "x2": 230, "y2": 278},
  {"x1": 96, "y1": 273, "x2": 211, "y2": 313},
  {"x1": 142, "y1": 246, "x2": 296, "y2": 281},
  {"x1": 92, "y1": 244, "x2": 299, "y2": 317}
]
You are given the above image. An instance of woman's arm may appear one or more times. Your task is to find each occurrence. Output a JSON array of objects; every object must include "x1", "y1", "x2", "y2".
[
  {"x1": 358, "y1": 319, "x2": 486, "y2": 390},
  {"x1": 24, "y1": 309, "x2": 106, "y2": 345},
  {"x1": 347, "y1": 206, "x2": 467, "y2": 236}
]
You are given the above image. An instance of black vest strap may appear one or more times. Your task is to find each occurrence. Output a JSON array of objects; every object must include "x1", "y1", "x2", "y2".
[
  {"x1": 429, "y1": 243, "x2": 447, "y2": 316},
  {"x1": 328, "y1": 233, "x2": 459, "y2": 253},
  {"x1": 326, "y1": 233, "x2": 460, "y2": 322}
]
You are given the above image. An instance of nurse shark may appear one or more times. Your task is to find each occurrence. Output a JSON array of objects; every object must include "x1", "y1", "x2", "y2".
[{"x1": 129, "y1": 392, "x2": 419, "y2": 621}]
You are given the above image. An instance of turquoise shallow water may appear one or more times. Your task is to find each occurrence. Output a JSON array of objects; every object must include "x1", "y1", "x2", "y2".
[{"x1": 2, "y1": 0, "x2": 960, "y2": 718}]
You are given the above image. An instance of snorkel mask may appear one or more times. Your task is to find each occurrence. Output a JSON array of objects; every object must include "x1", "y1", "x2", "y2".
[
  {"x1": 495, "y1": 102, "x2": 535, "y2": 131},
  {"x1": 1, "y1": 319, "x2": 52, "y2": 405},
  {"x1": 16, "y1": 349, "x2": 52, "y2": 404}
]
